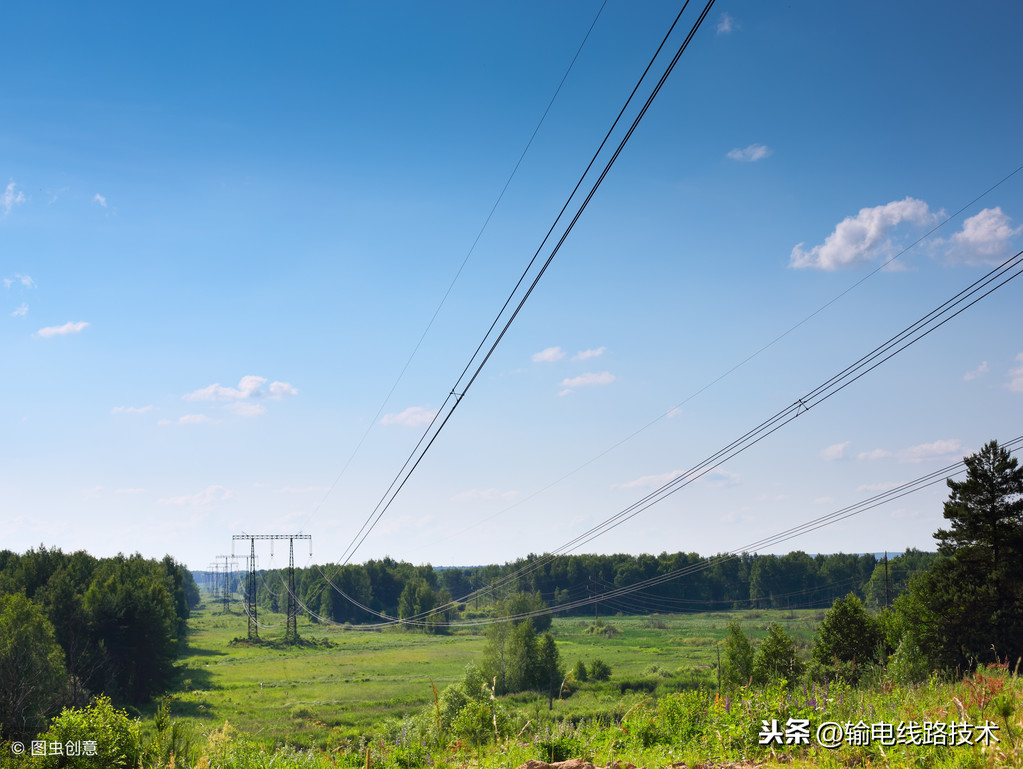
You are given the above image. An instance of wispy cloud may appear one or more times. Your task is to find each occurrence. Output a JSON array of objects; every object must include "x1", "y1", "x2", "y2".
[
  {"x1": 10, "y1": 303, "x2": 27, "y2": 317},
  {"x1": 111, "y1": 405, "x2": 154, "y2": 415},
  {"x1": 380, "y1": 405, "x2": 437, "y2": 427},
  {"x1": 942, "y1": 207, "x2": 1021, "y2": 265},
  {"x1": 558, "y1": 371, "x2": 615, "y2": 396},
  {"x1": 36, "y1": 321, "x2": 89, "y2": 338},
  {"x1": 3, "y1": 274, "x2": 35, "y2": 289},
  {"x1": 531, "y1": 346, "x2": 565, "y2": 363},
  {"x1": 93, "y1": 193, "x2": 107, "y2": 208},
  {"x1": 1008, "y1": 353, "x2": 1023, "y2": 392},
  {"x1": 2, "y1": 181, "x2": 25, "y2": 216},
  {"x1": 858, "y1": 448, "x2": 893, "y2": 461},
  {"x1": 963, "y1": 361, "x2": 989, "y2": 381},
  {"x1": 572, "y1": 346, "x2": 606, "y2": 361},
  {"x1": 115, "y1": 488, "x2": 146, "y2": 495},
  {"x1": 726, "y1": 144, "x2": 771, "y2": 162},
  {"x1": 898, "y1": 439, "x2": 962, "y2": 463},
  {"x1": 717, "y1": 13, "x2": 735, "y2": 34},
  {"x1": 185, "y1": 375, "x2": 297, "y2": 402},
  {"x1": 820, "y1": 441, "x2": 851, "y2": 461},
  {"x1": 790, "y1": 197, "x2": 937, "y2": 270},
  {"x1": 226, "y1": 401, "x2": 266, "y2": 417},
  {"x1": 158, "y1": 485, "x2": 233, "y2": 506}
]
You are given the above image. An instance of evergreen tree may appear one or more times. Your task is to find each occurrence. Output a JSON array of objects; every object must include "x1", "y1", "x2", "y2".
[
  {"x1": 721, "y1": 621, "x2": 754, "y2": 688},
  {"x1": 901, "y1": 440, "x2": 1023, "y2": 669},
  {"x1": 810, "y1": 593, "x2": 880, "y2": 683}
]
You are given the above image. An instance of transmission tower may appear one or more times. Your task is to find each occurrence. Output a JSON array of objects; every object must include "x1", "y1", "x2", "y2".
[
  {"x1": 215, "y1": 554, "x2": 241, "y2": 613},
  {"x1": 232, "y1": 534, "x2": 311, "y2": 642}
]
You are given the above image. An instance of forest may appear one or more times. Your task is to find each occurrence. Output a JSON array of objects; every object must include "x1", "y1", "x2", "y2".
[{"x1": 0, "y1": 549, "x2": 198, "y2": 738}]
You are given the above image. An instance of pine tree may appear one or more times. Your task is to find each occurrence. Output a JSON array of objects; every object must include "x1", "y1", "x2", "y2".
[{"x1": 901, "y1": 440, "x2": 1023, "y2": 670}]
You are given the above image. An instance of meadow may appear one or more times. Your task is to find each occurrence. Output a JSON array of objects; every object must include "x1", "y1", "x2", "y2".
[
  {"x1": 169, "y1": 604, "x2": 821, "y2": 744},
  {"x1": 55, "y1": 603, "x2": 1016, "y2": 769}
]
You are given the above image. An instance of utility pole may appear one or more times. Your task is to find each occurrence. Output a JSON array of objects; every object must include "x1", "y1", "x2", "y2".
[{"x1": 232, "y1": 534, "x2": 311, "y2": 643}]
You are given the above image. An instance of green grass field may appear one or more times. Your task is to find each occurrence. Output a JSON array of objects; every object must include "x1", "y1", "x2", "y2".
[{"x1": 168, "y1": 603, "x2": 822, "y2": 747}]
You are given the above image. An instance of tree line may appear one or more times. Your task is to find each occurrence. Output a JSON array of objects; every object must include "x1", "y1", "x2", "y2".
[
  {"x1": 0, "y1": 548, "x2": 199, "y2": 739},
  {"x1": 231, "y1": 546, "x2": 936, "y2": 629}
]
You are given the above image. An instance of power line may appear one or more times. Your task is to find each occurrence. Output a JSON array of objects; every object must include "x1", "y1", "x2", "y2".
[
  {"x1": 292, "y1": 434, "x2": 1021, "y2": 630},
  {"x1": 407, "y1": 163, "x2": 1023, "y2": 556},
  {"x1": 329, "y1": 0, "x2": 719, "y2": 573},
  {"x1": 298, "y1": 0, "x2": 611, "y2": 534}
]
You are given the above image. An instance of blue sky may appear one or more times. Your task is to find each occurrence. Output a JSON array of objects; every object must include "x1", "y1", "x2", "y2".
[{"x1": 3, "y1": 1, "x2": 1022, "y2": 572}]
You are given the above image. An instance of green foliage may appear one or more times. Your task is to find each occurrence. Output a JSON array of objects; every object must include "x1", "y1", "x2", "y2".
[
  {"x1": 572, "y1": 659, "x2": 588, "y2": 682},
  {"x1": 906, "y1": 439, "x2": 1023, "y2": 670},
  {"x1": 0, "y1": 592, "x2": 66, "y2": 739},
  {"x1": 84, "y1": 554, "x2": 180, "y2": 703},
  {"x1": 810, "y1": 593, "x2": 881, "y2": 683},
  {"x1": 752, "y1": 622, "x2": 802, "y2": 684},
  {"x1": 588, "y1": 658, "x2": 611, "y2": 681},
  {"x1": 32, "y1": 695, "x2": 142, "y2": 769},
  {"x1": 720, "y1": 621, "x2": 754, "y2": 688},
  {"x1": 502, "y1": 591, "x2": 551, "y2": 632}
]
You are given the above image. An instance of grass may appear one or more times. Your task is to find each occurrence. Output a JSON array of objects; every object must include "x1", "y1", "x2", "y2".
[
  {"x1": 61, "y1": 604, "x2": 1021, "y2": 768},
  {"x1": 165, "y1": 605, "x2": 822, "y2": 747}
]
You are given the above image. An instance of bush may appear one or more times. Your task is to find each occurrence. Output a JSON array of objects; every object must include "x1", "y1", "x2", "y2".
[
  {"x1": 33, "y1": 695, "x2": 142, "y2": 769},
  {"x1": 588, "y1": 658, "x2": 611, "y2": 681},
  {"x1": 572, "y1": 659, "x2": 588, "y2": 682}
]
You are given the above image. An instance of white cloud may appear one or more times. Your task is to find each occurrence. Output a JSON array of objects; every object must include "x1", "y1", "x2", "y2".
[
  {"x1": 380, "y1": 405, "x2": 438, "y2": 427},
  {"x1": 611, "y1": 469, "x2": 683, "y2": 490},
  {"x1": 821, "y1": 441, "x2": 851, "y2": 462},
  {"x1": 3, "y1": 274, "x2": 35, "y2": 289},
  {"x1": 158, "y1": 485, "x2": 233, "y2": 506},
  {"x1": 858, "y1": 448, "x2": 893, "y2": 461},
  {"x1": 2, "y1": 181, "x2": 25, "y2": 216},
  {"x1": 943, "y1": 207, "x2": 1021, "y2": 265},
  {"x1": 1007, "y1": 353, "x2": 1023, "y2": 392},
  {"x1": 667, "y1": 407, "x2": 683, "y2": 419},
  {"x1": 963, "y1": 361, "x2": 989, "y2": 381},
  {"x1": 184, "y1": 375, "x2": 297, "y2": 403},
  {"x1": 36, "y1": 321, "x2": 89, "y2": 338},
  {"x1": 93, "y1": 193, "x2": 107, "y2": 208},
  {"x1": 726, "y1": 144, "x2": 771, "y2": 162},
  {"x1": 83, "y1": 485, "x2": 104, "y2": 500},
  {"x1": 531, "y1": 346, "x2": 565, "y2": 363},
  {"x1": 898, "y1": 439, "x2": 962, "y2": 463},
  {"x1": 269, "y1": 381, "x2": 298, "y2": 398},
  {"x1": 558, "y1": 371, "x2": 615, "y2": 396},
  {"x1": 226, "y1": 401, "x2": 266, "y2": 417},
  {"x1": 10, "y1": 303, "x2": 27, "y2": 317},
  {"x1": 790, "y1": 197, "x2": 937, "y2": 270},
  {"x1": 572, "y1": 346, "x2": 606, "y2": 361},
  {"x1": 111, "y1": 405, "x2": 154, "y2": 415},
  {"x1": 717, "y1": 13, "x2": 735, "y2": 34}
]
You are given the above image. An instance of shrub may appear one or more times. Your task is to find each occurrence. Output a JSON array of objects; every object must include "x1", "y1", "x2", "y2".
[
  {"x1": 588, "y1": 658, "x2": 612, "y2": 681},
  {"x1": 572, "y1": 659, "x2": 588, "y2": 682},
  {"x1": 32, "y1": 695, "x2": 142, "y2": 769}
]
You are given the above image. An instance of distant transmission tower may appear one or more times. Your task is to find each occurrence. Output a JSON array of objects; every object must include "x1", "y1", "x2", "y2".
[
  {"x1": 214, "y1": 554, "x2": 241, "y2": 613},
  {"x1": 232, "y1": 534, "x2": 311, "y2": 642}
]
